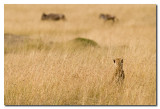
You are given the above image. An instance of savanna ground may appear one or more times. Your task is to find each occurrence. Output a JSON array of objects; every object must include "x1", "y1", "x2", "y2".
[{"x1": 4, "y1": 4, "x2": 156, "y2": 105}]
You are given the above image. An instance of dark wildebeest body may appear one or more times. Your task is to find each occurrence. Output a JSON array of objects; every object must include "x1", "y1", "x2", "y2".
[
  {"x1": 41, "y1": 13, "x2": 66, "y2": 21},
  {"x1": 99, "y1": 13, "x2": 118, "y2": 22}
]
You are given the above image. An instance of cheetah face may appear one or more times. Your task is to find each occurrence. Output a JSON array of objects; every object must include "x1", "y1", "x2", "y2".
[{"x1": 113, "y1": 58, "x2": 123, "y2": 68}]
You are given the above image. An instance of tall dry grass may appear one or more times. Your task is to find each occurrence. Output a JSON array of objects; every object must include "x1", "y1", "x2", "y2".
[{"x1": 4, "y1": 4, "x2": 156, "y2": 105}]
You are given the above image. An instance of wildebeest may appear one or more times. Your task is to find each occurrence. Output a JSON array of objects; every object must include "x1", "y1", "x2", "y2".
[
  {"x1": 99, "y1": 13, "x2": 118, "y2": 22},
  {"x1": 41, "y1": 13, "x2": 66, "y2": 21}
]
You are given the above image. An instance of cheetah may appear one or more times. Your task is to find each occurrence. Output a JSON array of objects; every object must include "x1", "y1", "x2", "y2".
[{"x1": 112, "y1": 58, "x2": 125, "y2": 85}]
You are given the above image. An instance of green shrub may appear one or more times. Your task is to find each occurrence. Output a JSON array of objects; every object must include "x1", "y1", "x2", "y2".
[{"x1": 73, "y1": 37, "x2": 98, "y2": 47}]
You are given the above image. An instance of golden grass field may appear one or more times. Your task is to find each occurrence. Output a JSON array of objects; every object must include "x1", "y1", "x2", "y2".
[{"x1": 4, "y1": 4, "x2": 156, "y2": 105}]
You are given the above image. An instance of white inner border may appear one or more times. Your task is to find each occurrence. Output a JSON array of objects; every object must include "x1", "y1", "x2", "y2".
[{"x1": 1, "y1": 0, "x2": 159, "y2": 109}]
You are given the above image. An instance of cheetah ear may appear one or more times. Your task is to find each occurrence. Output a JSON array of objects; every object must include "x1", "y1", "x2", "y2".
[
  {"x1": 113, "y1": 59, "x2": 115, "y2": 63},
  {"x1": 121, "y1": 59, "x2": 123, "y2": 63},
  {"x1": 43, "y1": 13, "x2": 46, "y2": 16}
]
